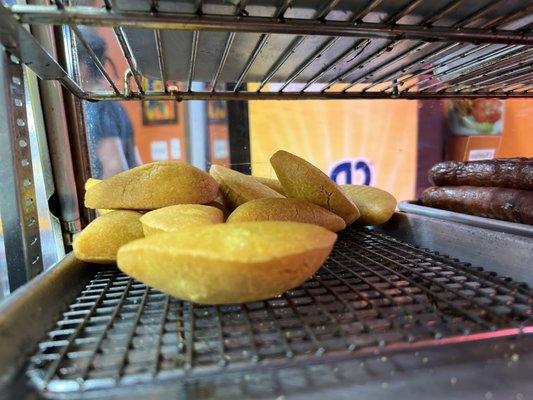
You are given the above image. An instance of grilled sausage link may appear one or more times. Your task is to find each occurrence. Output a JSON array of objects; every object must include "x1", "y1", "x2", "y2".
[
  {"x1": 428, "y1": 158, "x2": 533, "y2": 190},
  {"x1": 420, "y1": 186, "x2": 533, "y2": 225}
]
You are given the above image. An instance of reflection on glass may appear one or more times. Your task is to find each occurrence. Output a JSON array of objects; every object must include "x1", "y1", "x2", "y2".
[
  {"x1": 0, "y1": 211, "x2": 8, "y2": 300},
  {"x1": 77, "y1": 27, "x2": 141, "y2": 179}
]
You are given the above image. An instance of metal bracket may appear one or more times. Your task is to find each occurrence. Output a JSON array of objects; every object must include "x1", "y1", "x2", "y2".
[
  {"x1": 0, "y1": 3, "x2": 85, "y2": 98},
  {"x1": 0, "y1": 51, "x2": 43, "y2": 292}
]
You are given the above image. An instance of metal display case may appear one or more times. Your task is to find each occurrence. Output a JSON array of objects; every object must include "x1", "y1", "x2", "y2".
[
  {"x1": 0, "y1": 0, "x2": 531, "y2": 399},
  {"x1": 1, "y1": 0, "x2": 532, "y2": 101}
]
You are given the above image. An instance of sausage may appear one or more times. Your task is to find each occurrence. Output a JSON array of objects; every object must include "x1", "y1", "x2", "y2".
[
  {"x1": 428, "y1": 158, "x2": 533, "y2": 190},
  {"x1": 419, "y1": 186, "x2": 533, "y2": 225}
]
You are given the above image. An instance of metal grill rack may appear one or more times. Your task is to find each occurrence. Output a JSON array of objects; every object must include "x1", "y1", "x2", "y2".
[
  {"x1": 1, "y1": 0, "x2": 532, "y2": 100},
  {"x1": 27, "y1": 228, "x2": 532, "y2": 397}
]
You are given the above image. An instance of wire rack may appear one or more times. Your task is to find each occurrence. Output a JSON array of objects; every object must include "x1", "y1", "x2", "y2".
[
  {"x1": 1, "y1": 0, "x2": 532, "y2": 100},
  {"x1": 26, "y1": 227, "x2": 532, "y2": 397}
]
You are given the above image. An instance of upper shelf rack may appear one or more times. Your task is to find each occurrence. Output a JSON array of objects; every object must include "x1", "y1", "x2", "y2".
[{"x1": 1, "y1": 0, "x2": 532, "y2": 101}]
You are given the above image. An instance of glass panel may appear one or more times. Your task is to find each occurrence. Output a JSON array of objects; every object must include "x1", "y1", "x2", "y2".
[{"x1": 0, "y1": 209, "x2": 8, "y2": 300}]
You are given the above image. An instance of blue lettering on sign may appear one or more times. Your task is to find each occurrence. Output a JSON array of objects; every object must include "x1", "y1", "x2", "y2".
[
  {"x1": 329, "y1": 159, "x2": 373, "y2": 185},
  {"x1": 330, "y1": 161, "x2": 352, "y2": 184}
]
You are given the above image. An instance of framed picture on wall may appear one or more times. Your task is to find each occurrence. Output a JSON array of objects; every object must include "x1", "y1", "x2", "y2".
[{"x1": 142, "y1": 78, "x2": 178, "y2": 125}]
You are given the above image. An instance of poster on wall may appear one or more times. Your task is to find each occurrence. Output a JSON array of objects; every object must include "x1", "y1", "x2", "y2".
[
  {"x1": 142, "y1": 78, "x2": 178, "y2": 125},
  {"x1": 447, "y1": 99, "x2": 504, "y2": 136}
]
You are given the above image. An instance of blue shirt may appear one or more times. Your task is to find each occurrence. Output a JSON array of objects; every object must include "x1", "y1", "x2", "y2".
[{"x1": 84, "y1": 101, "x2": 136, "y2": 179}]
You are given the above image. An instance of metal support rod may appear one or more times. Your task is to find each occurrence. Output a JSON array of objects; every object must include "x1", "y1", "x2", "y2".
[
  {"x1": 360, "y1": 1, "x2": 526, "y2": 93},
  {"x1": 103, "y1": 0, "x2": 144, "y2": 93},
  {"x1": 502, "y1": 76, "x2": 533, "y2": 93},
  {"x1": 12, "y1": 6, "x2": 533, "y2": 45},
  {"x1": 186, "y1": 31, "x2": 199, "y2": 92},
  {"x1": 466, "y1": 67, "x2": 533, "y2": 92},
  {"x1": 232, "y1": 34, "x2": 269, "y2": 92},
  {"x1": 232, "y1": 0, "x2": 294, "y2": 93},
  {"x1": 0, "y1": 51, "x2": 43, "y2": 291},
  {"x1": 257, "y1": 0, "x2": 338, "y2": 92},
  {"x1": 277, "y1": 36, "x2": 339, "y2": 92},
  {"x1": 396, "y1": 43, "x2": 492, "y2": 92},
  {"x1": 28, "y1": 0, "x2": 81, "y2": 239},
  {"x1": 69, "y1": 25, "x2": 120, "y2": 94},
  {"x1": 342, "y1": 42, "x2": 428, "y2": 92},
  {"x1": 378, "y1": 3, "x2": 529, "y2": 93},
  {"x1": 480, "y1": 4, "x2": 533, "y2": 30},
  {"x1": 210, "y1": 0, "x2": 249, "y2": 92},
  {"x1": 423, "y1": 46, "x2": 527, "y2": 89},
  {"x1": 257, "y1": 35, "x2": 305, "y2": 91},
  {"x1": 420, "y1": 0, "x2": 463, "y2": 26},
  {"x1": 150, "y1": 0, "x2": 167, "y2": 92},
  {"x1": 454, "y1": 0, "x2": 507, "y2": 27},
  {"x1": 351, "y1": 0, "x2": 384, "y2": 21},
  {"x1": 316, "y1": 0, "x2": 340, "y2": 20},
  {"x1": 298, "y1": 39, "x2": 369, "y2": 92},
  {"x1": 275, "y1": 0, "x2": 425, "y2": 93},
  {"x1": 361, "y1": 42, "x2": 461, "y2": 92},
  {"x1": 387, "y1": 0, "x2": 425, "y2": 22},
  {"x1": 112, "y1": 27, "x2": 144, "y2": 94},
  {"x1": 449, "y1": 52, "x2": 533, "y2": 91},
  {"x1": 154, "y1": 29, "x2": 168, "y2": 92},
  {"x1": 82, "y1": 89, "x2": 532, "y2": 101},
  {"x1": 317, "y1": 0, "x2": 468, "y2": 93},
  {"x1": 322, "y1": 42, "x2": 394, "y2": 92},
  {"x1": 210, "y1": 32, "x2": 236, "y2": 91},
  {"x1": 485, "y1": 72, "x2": 533, "y2": 93},
  {"x1": 339, "y1": 0, "x2": 515, "y2": 93},
  {"x1": 56, "y1": 22, "x2": 95, "y2": 227},
  {"x1": 415, "y1": 45, "x2": 524, "y2": 92}
]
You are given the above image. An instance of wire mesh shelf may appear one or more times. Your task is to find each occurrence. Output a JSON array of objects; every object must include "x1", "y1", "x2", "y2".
[
  {"x1": 27, "y1": 228, "x2": 532, "y2": 397},
  {"x1": 1, "y1": 0, "x2": 532, "y2": 100}
]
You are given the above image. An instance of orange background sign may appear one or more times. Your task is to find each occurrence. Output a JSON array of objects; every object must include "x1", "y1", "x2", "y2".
[{"x1": 249, "y1": 99, "x2": 418, "y2": 202}]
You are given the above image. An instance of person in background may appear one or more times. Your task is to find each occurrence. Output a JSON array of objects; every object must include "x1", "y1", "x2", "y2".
[{"x1": 77, "y1": 28, "x2": 142, "y2": 179}]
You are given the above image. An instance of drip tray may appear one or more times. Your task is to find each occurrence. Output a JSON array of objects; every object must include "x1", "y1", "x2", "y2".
[{"x1": 26, "y1": 228, "x2": 533, "y2": 398}]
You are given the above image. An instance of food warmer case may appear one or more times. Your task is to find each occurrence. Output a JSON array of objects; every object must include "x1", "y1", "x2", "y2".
[{"x1": 0, "y1": 1, "x2": 531, "y2": 399}]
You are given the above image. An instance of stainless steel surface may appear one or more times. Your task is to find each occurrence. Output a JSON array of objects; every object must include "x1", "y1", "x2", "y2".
[
  {"x1": 23, "y1": 227, "x2": 532, "y2": 398},
  {"x1": 375, "y1": 212, "x2": 533, "y2": 286},
  {"x1": 0, "y1": 0, "x2": 531, "y2": 100},
  {"x1": 399, "y1": 201, "x2": 533, "y2": 238},
  {"x1": 0, "y1": 253, "x2": 93, "y2": 386},
  {"x1": 0, "y1": 217, "x2": 531, "y2": 398},
  {"x1": 23, "y1": 52, "x2": 66, "y2": 271},
  {"x1": 0, "y1": 50, "x2": 43, "y2": 292}
]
